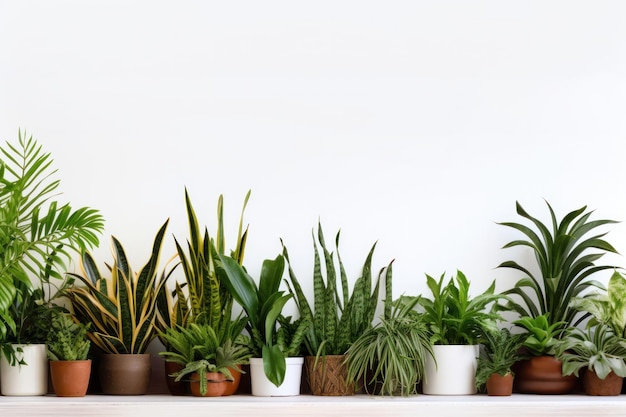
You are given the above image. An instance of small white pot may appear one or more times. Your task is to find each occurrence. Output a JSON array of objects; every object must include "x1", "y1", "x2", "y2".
[
  {"x1": 423, "y1": 344, "x2": 479, "y2": 395},
  {"x1": 250, "y1": 356, "x2": 303, "y2": 396},
  {"x1": 0, "y1": 344, "x2": 49, "y2": 396}
]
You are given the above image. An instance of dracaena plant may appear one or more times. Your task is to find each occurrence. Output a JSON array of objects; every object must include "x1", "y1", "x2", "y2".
[
  {"x1": 498, "y1": 200, "x2": 618, "y2": 330},
  {"x1": 156, "y1": 188, "x2": 250, "y2": 338},
  {"x1": 0, "y1": 131, "x2": 104, "y2": 346},
  {"x1": 282, "y1": 222, "x2": 386, "y2": 358},
  {"x1": 66, "y1": 220, "x2": 175, "y2": 354},
  {"x1": 215, "y1": 253, "x2": 310, "y2": 388},
  {"x1": 418, "y1": 270, "x2": 505, "y2": 345}
]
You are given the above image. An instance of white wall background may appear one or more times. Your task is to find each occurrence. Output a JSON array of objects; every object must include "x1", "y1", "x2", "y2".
[{"x1": 1, "y1": 1, "x2": 625, "y2": 307}]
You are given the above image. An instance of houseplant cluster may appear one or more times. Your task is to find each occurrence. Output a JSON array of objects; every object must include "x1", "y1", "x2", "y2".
[{"x1": 1, "y1": 132, "x2": 625, "y2": 398}]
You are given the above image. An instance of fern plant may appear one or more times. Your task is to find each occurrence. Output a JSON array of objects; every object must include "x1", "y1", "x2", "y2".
[
  {"x1": 46, "y1": 312, "x2": 91, "y2": 361},
  {"x1": 475, "y1": 327, "x2": 527, "y2": 390},
  {"x1": 283, "y1": 222, "x2": 385, "y2": 357}
]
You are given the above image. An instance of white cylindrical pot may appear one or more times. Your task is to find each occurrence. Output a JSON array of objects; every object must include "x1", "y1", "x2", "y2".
[
  {"x1": 250, "y1": 357, "x2": 303, "y2": 396},
  {"x1": 423, "y1": 344, "x2": 479, "y2": 395},
  {"x1": 0, "y1": 344, "x2": 49, "y2": 396}
]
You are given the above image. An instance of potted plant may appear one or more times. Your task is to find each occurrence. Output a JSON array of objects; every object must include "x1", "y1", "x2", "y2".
[
  {"x1": 159, "y1": 323, "x2": 251, "y2": 397},
  {"x1": 65, "y1": 220, "x2": 174, "y2": 395},
  {"x1": 418, "y1": 270, "x2": 505, "y2": 395},
  {"x1": 215, "y1": 253, "x2": 310, "y2": 396},
  {"x1": 0, "y1": 132, "x2": 104, "y2": 396},
  {"x1": 475, "y1": 327, "x2": 527, "y2": 396},
  {"x1": 283, "y1": 223, "x2": 387, "y2": 396},
  {"x1": 554, "y1": 323, "x2": 626, "y2": 396},
  {"x1": 513, "y1": 314, "x2": 577, "y2": 394},
  {"x1": 46, "y1": 312, "x2": 92, "y2": 397},
  {"x1": 155, "y1": 188, "x2": 250, "y2": 395}
]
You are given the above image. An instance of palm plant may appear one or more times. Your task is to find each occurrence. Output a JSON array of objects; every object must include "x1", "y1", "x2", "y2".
[
  {"x1": 0, "y1": 131, "x2": 104, "y2": 347},
  {"x1": 66, "y1": 220, "x2": 175, "y2": 354},
  {"x1": 498, "y1": 200, "x2": 618, "y2": 329},
  {"x1": 475, "y1": 327, "x2": 527, "y2": 390}
]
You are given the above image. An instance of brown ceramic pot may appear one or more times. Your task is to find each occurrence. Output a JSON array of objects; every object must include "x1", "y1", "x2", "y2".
[
  {"x1": 49, "y1": 360, "x2": 92, "y2": 397},
  {"x1": 99, "y1": 353, "x2": 152, "y2": 395},
  {"x1": 485, "y1": 372, "x2": 514, "y2": 396},
  {"x1": 164, "y1": 361, "x2": 188, "y2": 396},
  {"x1": 222, "y1": 365, "x2": 242, "y2": 396},
  {"x1": 190, "y1": 372, "x2": 228, "y2": 397},
  {"x1": 514, "y1": 356, "x2": 577, "y2": 394},
  {"x1": 583, "y1": 369, "x2": 623, "y2": 396},
  {"x1": 305, "y1": 355, "x2": 355, "y2": 396}
]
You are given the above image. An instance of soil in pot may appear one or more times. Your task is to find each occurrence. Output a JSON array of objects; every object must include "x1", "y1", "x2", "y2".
[
  {"x1": 486, "y1": 372, "x2": 514, "y2": 396},
  {"x1": 50, "y1": 360, "x2": 92, "y2": 397},
  {"x1": 190, "y1": 372, "x2": 227, "y2": 397},
  {"x1": 583, "y1": 369, "x2": 623, "y2": 396},
  {"x1": 514, "y1": 355, "x2": 577, "y2": 394},
  {"x1": 305, "y1": 355, "x2": 354, "y2": 396}
]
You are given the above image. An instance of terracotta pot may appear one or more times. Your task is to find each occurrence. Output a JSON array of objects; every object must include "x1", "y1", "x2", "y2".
[
  {"x1": 222, "y1": 365, "x2": 242, "y2": 396},
  {"x1": 164, "y1": 361, "x2": 188, "y2": 396},
  {"x1": 486, "y1": 372, "x2": 514, "y2": 396},
  {"x1": 514, "y1": 356, "x2": 577, "y2": 394},
  {"x1": 49, "y1": 360, "x2": 92, "y2": 397},
  {"x1": 583, "y1": 369, "x2": 623, "y2": 396},
  {"x1": 190, "y1": 372, "x2": 227, "y2": 397},
  {"x1": 99, "y1": 353, "x2": 152, "y2": 395},
  {"x1": 305, "y1": 355, "x2": 354, "y2": 396}
]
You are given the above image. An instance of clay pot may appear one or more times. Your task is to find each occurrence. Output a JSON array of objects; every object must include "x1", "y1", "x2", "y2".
[
  {"x1": 99, "y1": 353, "x2": 152, "y2": 395},
  {"x1": 485, "y1": 372, "x2": 514, "y2": 396},
  {"x1": 514, "y1": 356, "x2": 577, "y2": 394},
  {"x1": 164, "y1": 361, "x2": 188, "y2": 396},
  {"x1": 305, "y1": 355, "x2": 354, "y2": 396},
  {"x1": 222, "y1": 365, "x2": 242, "y2": 396},
  {"x1": 190, "y1": 372, "x2": 228, "y2": 397},
  {"x1": 583, "y1": 369, "x2": 623, "y2": 396},
  {"x1": 49, "y1": 360, "x2": 92, "y2": 397}
]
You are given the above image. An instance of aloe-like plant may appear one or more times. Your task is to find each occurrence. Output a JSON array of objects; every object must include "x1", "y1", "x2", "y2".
[
  {"x1": 475, "y1": 327, "x2": 527, "y2": 390},
  {"x1": 418, "y1": 270, "x2": 505, "y2": 345},
  {"x1": 66, "y1": 220, "x2": 175, "y2": 354},
  {"x1": 215, "y1": 253, "x2": 310, "y2": 387},
  {"x1": 498, "y1": 200, "x2": 618, "y2": 329},
  {"x1": 0, "y1": 131, "x2": 104, "y2": 345},
  {"x1": 513, "y1": 314, "x2": 565, "y2": 356},
  {"x1": 46, "y1": 312, "x2": 91, "y2": 361},
  {"x1": 283, "y1": 222, "x2": 385, "y2": 358}
]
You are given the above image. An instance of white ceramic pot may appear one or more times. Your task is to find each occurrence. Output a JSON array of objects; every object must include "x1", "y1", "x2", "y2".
[
  {"x1": 423, "y1": 344, "x2": 479, "y2": 395},
  {"x1": 0, "y1": 344, "x2": 49, "y2": 396},
  {"x1": 250, "y1": 356, "x2": 303, "y2": 396}
]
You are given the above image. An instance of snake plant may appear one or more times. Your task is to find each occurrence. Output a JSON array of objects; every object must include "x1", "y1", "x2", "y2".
[{"x1": 66, "y1": 220, "x2": 175, "y2": 354}]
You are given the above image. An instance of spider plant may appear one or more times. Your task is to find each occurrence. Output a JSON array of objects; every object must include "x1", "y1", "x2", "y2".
[{"x1": 498, "y1": 200, "x2": 618, "y2": 330}]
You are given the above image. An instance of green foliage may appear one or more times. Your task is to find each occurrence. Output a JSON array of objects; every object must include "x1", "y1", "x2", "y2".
[
  {"x1": 475, "y1": 328, "x2": 527, "y2": 390},
  {"x1": 0, "y1": 131, "x2": 104, "y2": 344},
  {"x1": 498, "y1": 200, "x2": 618, "y2": 330},
  {"x1": 215, "y1": 253, "x2": 310, "y2": 387},
  {"x1": 345, "y1": 297, "x2": 433, "y2": 396},
  {"x1": 156, "y1": 189, "x2": 250, "y2": 339},
  {"x1": 514, "y1": 314, "x2": 565, "y2": 356},
  {"x1": 555, "y1": 324, "x2": 626, "y2": 380},
  {"x1": 46, "y1": 312, "x2": 91, "y2": 361},
  {"x1": 283, "y1": 223, "x2": 385, "y2": 357},
  {"x1": 66, "y1": 220, "x2": 173, "y2": 354},
  {"x1": 159, "y1": 322, "x2": 251, "y2": 396},
  {"x1": 570, "y1": 270, "x2": 626, "y2": 338},
  {"x1": 418, "y1": 270, "x2": 505, "y2": 345}
]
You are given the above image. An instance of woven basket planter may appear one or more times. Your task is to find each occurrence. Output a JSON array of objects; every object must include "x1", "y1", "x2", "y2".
[{"x1": 305, "y1": 355, "x2": 354, "y2": 396}]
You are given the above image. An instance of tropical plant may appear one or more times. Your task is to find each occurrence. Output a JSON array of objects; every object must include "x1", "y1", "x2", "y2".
[
  {"x1": 215, "y1": 253, "x2": 310, "y2": 387},
  {"x1": 475, "y1": 327, "x2": 527, "y2": 390},
  {"x1": 159, "y1": 323, "x2": 251, "y2": 396},
  {"x1": 569, "y1": 269, "x2": 626, "y2": 338},
  {"x1": 46, "y1": 312, "x2": 91, "y2": 361},
  {"x1": 498, "y1": 200, "x2": 618, "y2": 330},
  {"x1": 554, "y1": 324, "x2": 626, "y2": 380},
  {"x1": 513, "y1": 314, "x2": 565, "y2": 356},
  {"x1": 0, "y1": 131, "x2": 104, "y2": 351},
  {"x1": 65, "y1": 220, "x2": 175, "y2": 354},
  {"x1": 156, "y1": 189, "x2": 250, "y2": 336},
  {"x1": 283, "y1": 222, "x2": 385, "y2": 358},
  {"x1": 418, "y1": 270, "x2": 505, "y2": 345}
]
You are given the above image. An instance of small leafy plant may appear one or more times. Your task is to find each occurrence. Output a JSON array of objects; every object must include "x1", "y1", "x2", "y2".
[
  {"x1": 46, "y1": 312, "x2": 91, "y2": 361},
  {"x1": 475, "y1": 327, "x2": 527, "y2": 390},
  {"x1": 513, "y1": 314, "x2": 565, "y2": 356}
]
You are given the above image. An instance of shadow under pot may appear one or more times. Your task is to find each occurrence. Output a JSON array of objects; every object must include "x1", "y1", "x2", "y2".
[{"x1": 98, "y1": 353, "x2": 152, "y2": 395}]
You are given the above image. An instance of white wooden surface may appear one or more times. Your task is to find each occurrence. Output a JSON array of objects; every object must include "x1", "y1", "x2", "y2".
[{"x1": 1, "y1": 394, "x2": 626, "y2": 417}]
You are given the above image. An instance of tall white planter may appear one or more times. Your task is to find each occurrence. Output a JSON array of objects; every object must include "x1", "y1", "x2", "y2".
[
  {"x1": 423, "y1": 344, "x2": 479, "y2": 395},
  {"x1": 0, "y1": 344, "x2": 48, "y2": 396},
  {"x1": 250, "y1": 357, "x2": 303, "y2": 396}
]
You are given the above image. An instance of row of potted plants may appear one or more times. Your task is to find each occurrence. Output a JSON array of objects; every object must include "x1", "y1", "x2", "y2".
[{"x1": 1, "y1": 132, "x2": 626, "y2": 398}]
